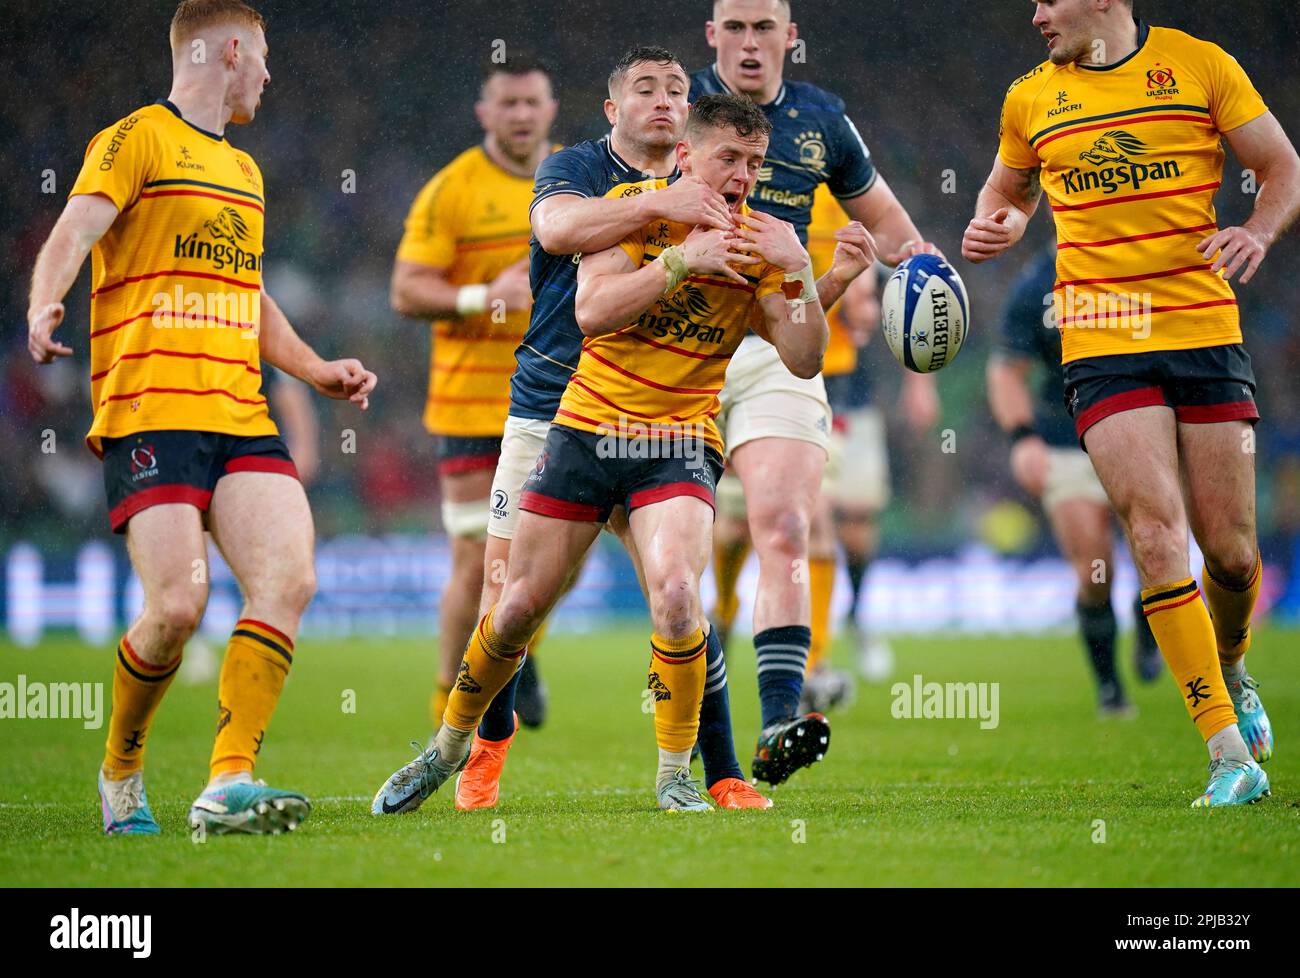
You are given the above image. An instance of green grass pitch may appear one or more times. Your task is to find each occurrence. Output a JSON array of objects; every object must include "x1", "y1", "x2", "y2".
[{"x1": 1, "y1": 626, "x2": 1296, "y2": 887}]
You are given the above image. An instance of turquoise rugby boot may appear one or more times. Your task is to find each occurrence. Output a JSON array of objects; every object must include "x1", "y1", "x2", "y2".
[
  {"x1": 98, "y1": 770, "x2": 161, "y2": 835},
  {"x1": 188, "y1": 777, "x2": 310, "y2": 835},
  {"x1": 1228, "y1": 674, "x2": 1273, "y2": 763},
  {"x1": 1191, "y1": 757, "x2": 1270, "y2": 808}
]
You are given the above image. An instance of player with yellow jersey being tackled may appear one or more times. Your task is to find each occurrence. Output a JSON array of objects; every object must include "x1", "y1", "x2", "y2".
[
  {"x1": 25, "y1": 0, "x2": 377, "y2": 836},
  {"x1": 373, "y1": 93, "x2": 852, "y2": 814},
  {"x1": 391, "y1": 56, "x2": 558, "y2": 737},
  {"x1": 963, "y1": 0, "x2": 1300, "y2": 807}
]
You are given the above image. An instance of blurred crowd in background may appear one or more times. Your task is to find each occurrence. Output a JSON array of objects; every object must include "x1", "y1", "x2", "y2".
[{"x1": 3, "y1": 1, "x2": 1298, "y2": 608}]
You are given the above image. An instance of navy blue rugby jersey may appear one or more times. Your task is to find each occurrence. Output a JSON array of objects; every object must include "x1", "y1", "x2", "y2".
[{"x1": 509, "y1": 136, "x2": 678, "y2": 421}]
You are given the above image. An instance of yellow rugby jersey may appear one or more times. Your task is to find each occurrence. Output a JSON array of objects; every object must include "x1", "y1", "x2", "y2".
[
  {"x1": 806, "y1": 184, "x2": 857, "y2": 377},
  {"x1": 70, "y1": 101, "x2": 274, "y2": 455},
  {"x1": 397, "y1": 145, "x2": 556, "y2": 437},
  {"x1": 555, "y1": 195, "x2": 787, "y2": 457},
  {"x1": 998, "y1": 24, "x2": 1268, "y2": 363}
]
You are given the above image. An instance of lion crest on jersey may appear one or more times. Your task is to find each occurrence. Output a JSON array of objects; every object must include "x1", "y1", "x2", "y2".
[
  {"x1": 204, "y1": 206, "x2": 250, "y2": 243},
  {"x1": 660, "y1": 283, "x2": 714, "y2": 323},
  {"x1": 1079, "y1": 130, "x2": 1149, "y2": 166}
]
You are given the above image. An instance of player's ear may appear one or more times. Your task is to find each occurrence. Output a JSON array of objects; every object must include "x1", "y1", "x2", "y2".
[
  {"x1": 705, "y1": 21, "x2": 718, "y2": 49},
  {"x1": 786, "y1": 22, "x2": 798, "y2": 50},
  {"x1": 474, "y1": 98, "x2": 489, "y2": 130},
  {"x1": 603, "y1": 98, "x2": 618, "y2": 127},
  {"x1": 676, "y1": 141, "x2": 690, "y2": 172}
]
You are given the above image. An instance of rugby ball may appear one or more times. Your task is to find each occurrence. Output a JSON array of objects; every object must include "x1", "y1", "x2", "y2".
[{"x1": 881, "y1": 254, "x2": 970, "y2": 373}]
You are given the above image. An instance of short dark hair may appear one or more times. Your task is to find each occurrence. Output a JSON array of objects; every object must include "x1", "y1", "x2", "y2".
[
  {"x1": 607, "y1": 46, "x2": 687, "y2": 97},
  {"x1": 482, "y1": 52, "x2": 553, "y2": 87},
  {"x1": 685, "y1": 93, "x2": 772, "y2": 143}
]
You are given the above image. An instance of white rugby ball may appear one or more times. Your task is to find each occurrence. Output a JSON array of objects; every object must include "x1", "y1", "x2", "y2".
[{"x1": 881, "y1": 254, "x2": 970, "y2": 373}]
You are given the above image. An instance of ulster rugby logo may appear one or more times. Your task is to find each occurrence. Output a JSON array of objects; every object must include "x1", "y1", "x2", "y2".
[
  {"x1": 1079, "y1": 130, "x2": 1149, "y2": 166},
  {"x1": 1147, "y1": 67, "x2": 1176, "y2": 89}
]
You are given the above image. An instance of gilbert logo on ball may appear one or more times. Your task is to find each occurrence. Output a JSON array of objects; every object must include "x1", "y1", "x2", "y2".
[{"x1": 881, "y1": 254, "x2": 970, "y2": 373}]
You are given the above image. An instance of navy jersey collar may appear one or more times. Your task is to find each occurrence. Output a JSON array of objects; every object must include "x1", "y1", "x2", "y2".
[
  {"x1": 602, "y1": 133, "x2": 681, "y2": 180},
  {"x1": 157, "y1": 99, "x2": 226, "y2": 141},
  {"x1": 1078, "y1": 19, "x2": 1149, "y2": 72}
]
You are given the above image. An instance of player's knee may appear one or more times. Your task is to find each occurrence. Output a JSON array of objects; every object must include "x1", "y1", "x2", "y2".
[
  {"x1": 1126, "y1": 514, "x2": 1185, "y2": 576},
  {"x1": 283, "y1": 569, "x2": 317, "y2": 616},
  {"x1": 754, "y1": 507, "x2": 811, "y2": 561},
  {"x1": 150, "y1": 589, "x2": 207, "y2": 646},
  {"x1": 1205, "y1": 543, "x2": 1258, "y2": 588},
  {"x1": 650, "y1": 580, "x2": 702, "y2": 642},
  {"x1": 494, "y1": 589, "x2": 542, "y2": 644},
  {"x1": 649, "y1": 573, "x2": 698, "y2": 638}
]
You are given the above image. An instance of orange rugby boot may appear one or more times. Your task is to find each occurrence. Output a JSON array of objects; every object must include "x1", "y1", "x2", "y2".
[
  {"x1": 708, "y1": 777, "x2": 773, "y2": 810},
  {"x1": 454, "y1": 713, "x2": 519, "y2": 811}
]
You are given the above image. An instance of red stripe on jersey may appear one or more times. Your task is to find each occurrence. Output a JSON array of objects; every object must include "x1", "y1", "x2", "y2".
[
  {"x1": 626, "y1": 332, "x2": 732, "y2": 361},
  {"x1": 139, "y1": 189, "x2": 265, "y2": 214},
  {"x1": 1035, "y1": 114, "x2": 1214, "y2": 150},
  {"x1": 90, "y1": 309, "x2": 258, "y2": 340},
  {"x1": 1051, "y1": 182, "x2": 1221, "y2": 212},
  {"x1": 1058, "y1": 297, "x2": 1237, "y2": 326},
  {"x1": 1054, "y1": 263, "x2": 1212, "y2": 287},
  {"x1": 569, "y1": 377, "x2": 662, "y2": 419},
  {"x1": 583, "y1": 348, "x2": 722, "y2": 396},
  {"x1": 92, "y1": 269, "x2": 261, "y2": 298},
  {"x1": 554, "y1": 408, "x2": 608, "y2": 427},
  {"x1": 99, "y1": 387, "x2": 268, "y2": 407},
  {"x1": 1058, "y1": 223, "x2": 1218, "y2": 250},
  {"x1": 91, "y1": 349, "x2": 259, "y2": 382}
]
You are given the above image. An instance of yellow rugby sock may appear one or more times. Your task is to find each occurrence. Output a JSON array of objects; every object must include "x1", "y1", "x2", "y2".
[
  {"x1": 1141, "y1": 580, "x2": 1236, "y2": 741},
  {"x1": 648, "y1": 629, "x2": 708, "y2": 753},
  {"x1": 1202, "y1": 553, "x2": 1261, "y2": 667},
  {"x1": 103, "y1": 637, "x2": 181, "y2": 777},
  {"x1": 806, "y1": 556, "x2": 836, "y2": 673},
  {"x1": 209, "y1": 619, "x2": 294, "y2": 780},
  {"x1": 444, "y1": 608, "x2": 525, "y2": 733},
  {"x1": 712, "y1": 540, "x2": 749, "y2": 633}
]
